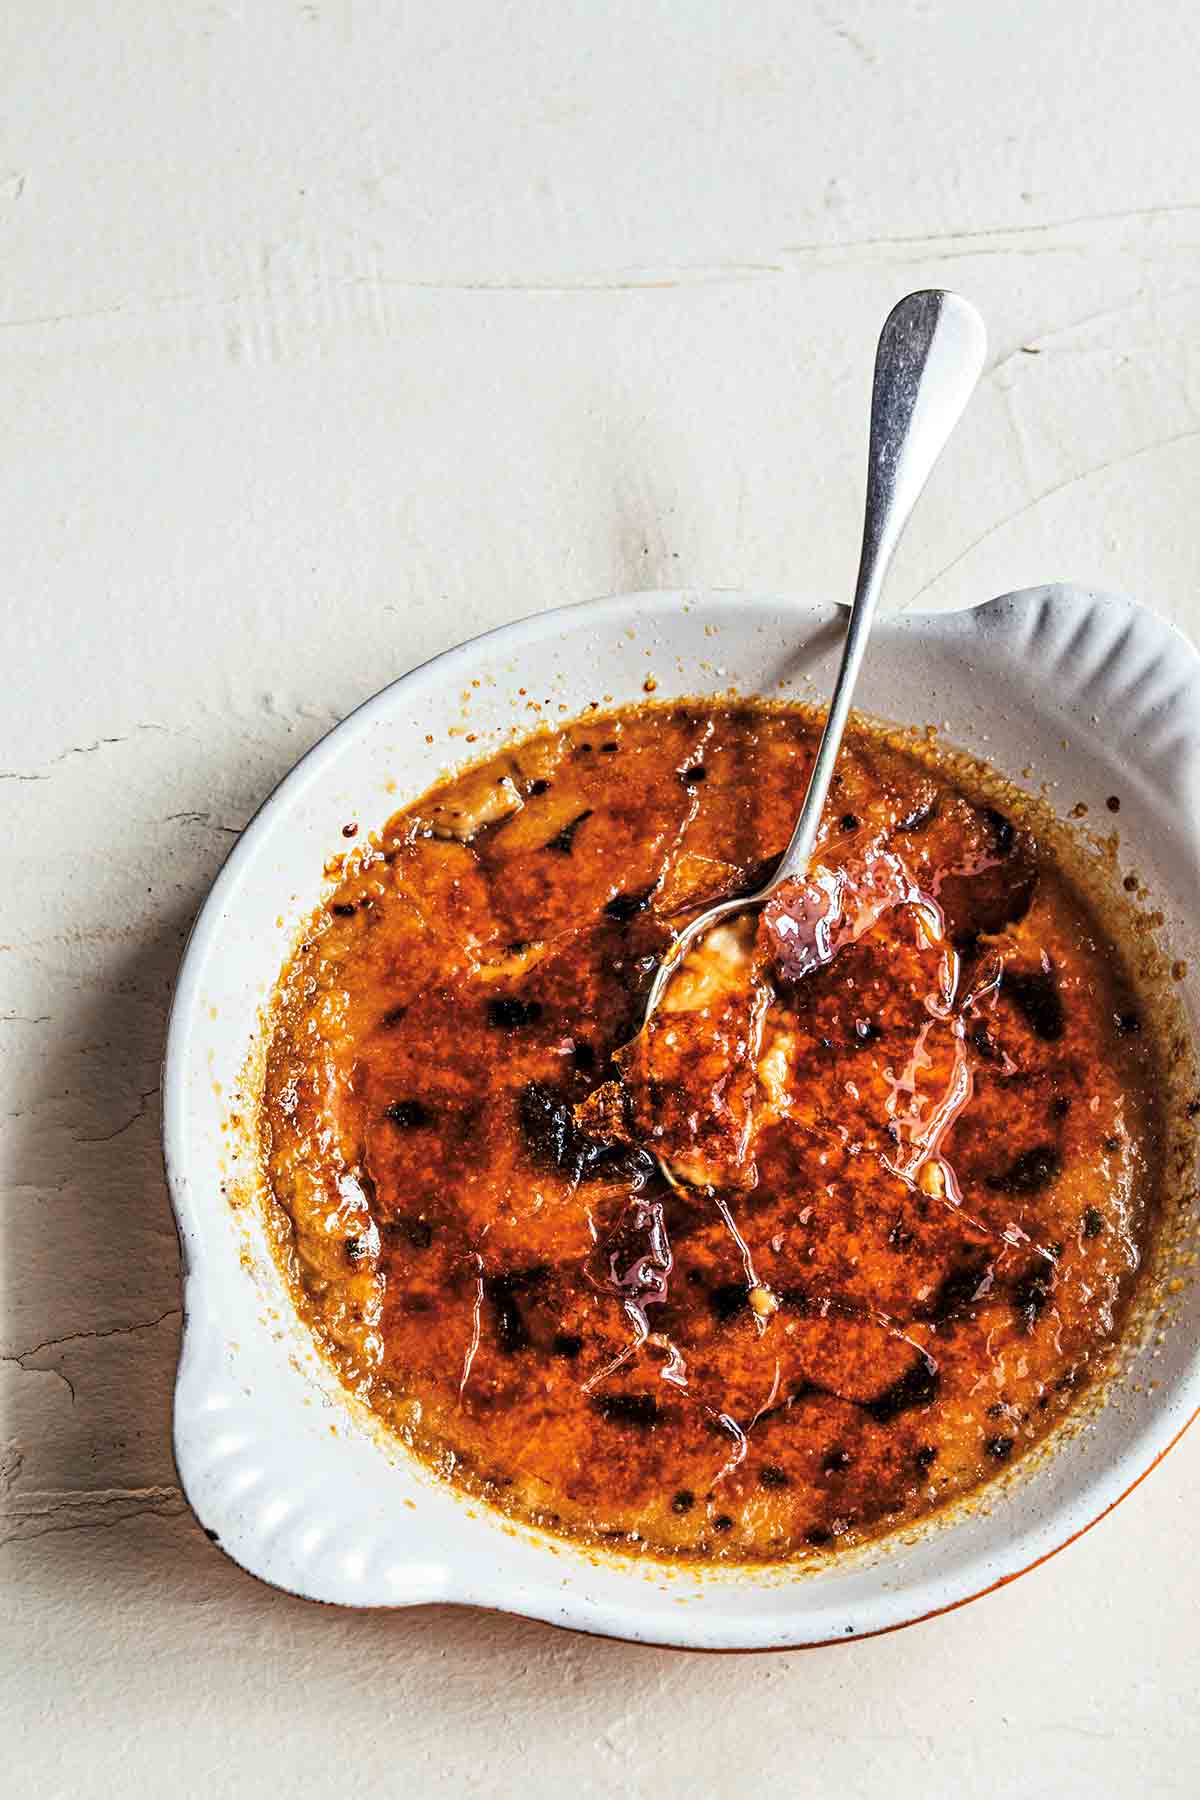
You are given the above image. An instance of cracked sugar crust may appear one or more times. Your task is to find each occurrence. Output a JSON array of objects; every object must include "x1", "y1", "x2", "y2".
[{"x1": 259, "y1": 702, "x2": 1167, "y2": 1563}]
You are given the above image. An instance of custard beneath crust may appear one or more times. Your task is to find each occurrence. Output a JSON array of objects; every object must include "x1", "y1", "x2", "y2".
[{"x1": 259, "y1": 704, "x2": 1163, "y2": 1561}]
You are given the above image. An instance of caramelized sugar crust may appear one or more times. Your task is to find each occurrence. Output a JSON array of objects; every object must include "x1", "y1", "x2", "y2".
[{"x1": 260, "y1": 706, "x2": 1161, "y2": 1561}]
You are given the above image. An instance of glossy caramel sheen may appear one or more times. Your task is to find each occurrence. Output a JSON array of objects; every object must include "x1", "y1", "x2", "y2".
[{"x1": 260, "y1": 706, "x2": 1161, "y2": 1561}]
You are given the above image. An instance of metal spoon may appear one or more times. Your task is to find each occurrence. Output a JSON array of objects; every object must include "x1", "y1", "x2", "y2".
[{"x1": 642, "y1": 288, "x2": 987, "y2": 1025}]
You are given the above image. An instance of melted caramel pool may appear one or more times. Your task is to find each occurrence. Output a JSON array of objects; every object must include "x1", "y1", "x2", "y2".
[{"x1": 259, "y1": 704, "x2": 1165, "y2": 1561}]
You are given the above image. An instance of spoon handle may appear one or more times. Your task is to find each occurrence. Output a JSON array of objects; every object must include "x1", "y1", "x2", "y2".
[{"x1": 770, "y1": 289, "x2": 987, "y2": 890}]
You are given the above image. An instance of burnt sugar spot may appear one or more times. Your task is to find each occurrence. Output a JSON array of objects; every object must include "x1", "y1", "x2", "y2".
[
  {"x1": 594, "y1": 1393, "x2": 659, "y2": 1426},
  {"x1": 518, "y1": 1079, "x2": 596, "y2": 1174},
  {"x1": 604, "y1": 887, "x2": 654, "y2": 922},
  {"x1": 864, "y1": 1357, "x2": 939, "y2": 1424},
  {"x1": 518, "y1": 1080, "x2": 652, "y2": 1184},
  {"x1": 483, "y1": 1265, "x2": 551, "y2": 1356},
  {"x1": 1011, "y1": 1260, "x2": 1055, "y2": 1328},
  {"x1": 485, "y1": 1274, "x2": 532, "y2": 1354},
  {"x1": 922, "y1": 1256, "x2": 994, "y2": 1324},
  {"x1": 983, "y1": 807, "x2": 1015, "y2": 856},
  {"x1": 486, "y1": 996, "x2": 544, "y2": 1029},
  {"x1": 546, "y1": 809, "x2": 593, "y2": 854},
  {"x1": 384, "y1": 1098, "x2": 432, "y2": 1129},
  {"x1": 987, "y1": 1144, "x2": 1062, "y2": 1195},
  {"x1": 385, "y1": 1216, "x2": 433, "y2": 1250},
  {"x1": 710, "y1": 1282, "x2": 749, "y2": 1323},
  {"x1": 939, "y1": 856, "x2": 1037, "y2": 946},
  {"x1": 1003, "y1": 967, "x2": 1065, "y2": 1042}
]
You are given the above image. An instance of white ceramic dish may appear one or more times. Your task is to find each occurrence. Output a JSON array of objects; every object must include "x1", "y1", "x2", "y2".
[{"x1": 164, "y1": 583, "x2": 1200, "y2": 1649}]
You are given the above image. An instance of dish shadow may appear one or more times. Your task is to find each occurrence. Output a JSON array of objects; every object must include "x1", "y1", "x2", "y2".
[{"x1": 0, "y1": 901, "x2": 195, "y2": 1578}]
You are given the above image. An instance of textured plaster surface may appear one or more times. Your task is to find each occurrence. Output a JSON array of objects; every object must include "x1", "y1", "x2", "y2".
[{"x1": 3, "y1": 3, "x2": 1200, "y2": 1794}]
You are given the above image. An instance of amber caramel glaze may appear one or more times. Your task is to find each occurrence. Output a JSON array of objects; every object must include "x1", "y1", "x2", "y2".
[{"x1": 259, "y1": 705, "x2": 1163, "y2": 1561}]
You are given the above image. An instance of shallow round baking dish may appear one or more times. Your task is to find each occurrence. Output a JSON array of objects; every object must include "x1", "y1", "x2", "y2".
[{"x1": 163, "y1": 583, "x2": 1200, "y2": 1649}]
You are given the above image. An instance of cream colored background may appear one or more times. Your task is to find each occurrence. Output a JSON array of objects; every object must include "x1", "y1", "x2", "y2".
[{"x1": 4, "y1": 3, "x2": 1200, "y2": 1794}]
